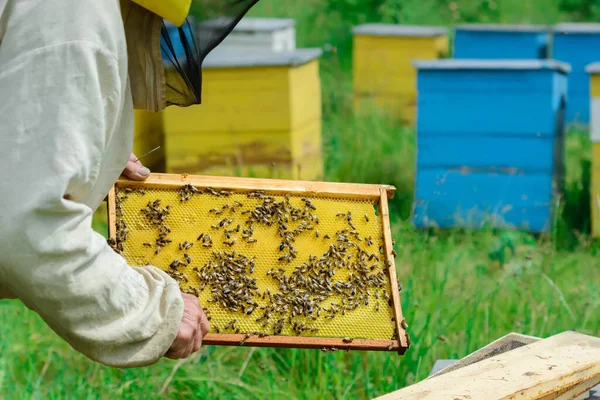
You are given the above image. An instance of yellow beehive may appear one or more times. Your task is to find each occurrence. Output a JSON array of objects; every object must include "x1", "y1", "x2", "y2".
[
  {"x1": 133, "y1": 110, "x2": 165, "y2": 172},
  {"x1": 107, "y1": 173, "x2": 409, "y2": 352},
  {"x1": 163, "y1": 48, "x2": 324, "y2": 181},
  {"x1": 587, "y1": 62, "x2": 600, "y2": 237},
  {"x1": 352, "y1": 24, "x2": 448, "y2": 124}
]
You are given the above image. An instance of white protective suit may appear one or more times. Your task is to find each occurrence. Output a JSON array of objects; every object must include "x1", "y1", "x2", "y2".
[{"x1": 0, "y1": 0, "x2": 184, "y2": 367}]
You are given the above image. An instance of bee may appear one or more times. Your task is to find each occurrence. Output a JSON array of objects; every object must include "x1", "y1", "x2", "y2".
[
  {"x1": 324, "y1": 234, "x2": 331, "y2": 239},
  {"x1": 155, "y1": 246, "x2": 162, "y2": 255},
  {"x1": 197, "y1": 233, "x2": 204, "y2": 241},
  {"x1": 142, "y1": 242, "x2": 152, "y2": 247},
  {"x1": 214, "y1": 324, "x2": 220, "y2": 333},
  {"x1": 315, "y1": 230, "x2": 319, "y2": 238},
  {"x1": 343, "y1": 337, "x2": 353, "y2": 343},
  {"x1": 347, "y1": 212, "x2": 352, "y2": 222},
  {"x1": 376, "y1": 303, "x2": 380, "y2": 311},
  {"x1": 240, "y1": 332, "x2": 252, "y2": 346},
  {"x1": 184, "y1": 254, "x2": 191, "y2": 264},
  {"x1": 387, "y1": 343, "x2": 394, "y2": 350},
  {"x1": 247, "y1": 238, "x2": 257, "y2": 243},
  {"x1": 364, "y1": 214, "x2": 370, "y2": 222},
  {"x1": 400, "y1": 319, "x2": 408, "y2": 330},
  {"x1": 223, "y1": 238, "x2": 236, "y2": 247}
]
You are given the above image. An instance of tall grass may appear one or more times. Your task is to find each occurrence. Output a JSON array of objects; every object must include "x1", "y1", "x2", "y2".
[{"x1": 2, "y1": 1, "x2": 600, "y2": 399}]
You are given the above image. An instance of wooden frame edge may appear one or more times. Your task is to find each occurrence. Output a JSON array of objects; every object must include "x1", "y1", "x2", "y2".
[
  {"x1": 202, "y1": 335, "x2": 402, "y2": 352},
  {"x1": 378, "y1": 189, "x2": 409, "y2": 353},
  {"x1": 115, "y1": 173, "x2": 396, "y2": 200},
  {"x1": 107, "y1": 186, "x2": 117, "y2": 239}
]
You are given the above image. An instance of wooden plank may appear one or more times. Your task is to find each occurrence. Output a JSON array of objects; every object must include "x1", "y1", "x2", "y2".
[
  {"x1": 202, "y1": 335, "x2": 399, "y2": 351},
  {"x1": 375, "y1": 331, "x2": 600, "y2": 400},
  {"x1": 114, "y1": 172, "x2": 396, "y2": 200},
  {"x1": 543, "y1": 374, "x2": 600, "y2": 400},
  {"x1": 378, "y1": 189, "x2": 408, "y2": 353},
  {"x1": 107, "y1": 186, "x2": 117, "y2": 239}
]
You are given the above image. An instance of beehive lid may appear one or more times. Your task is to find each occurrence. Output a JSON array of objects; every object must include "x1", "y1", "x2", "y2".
[
  {"x1": 203, "y1": 47, "x2": 322, "y2": 68},
  {"x1": 553, "y1": 23, "x2": 600, "y2": 33},
  {"x1": 586, "y1": 62, "x2": 600, "y2": 74},
  {"x1": 199, "y1": 17, "x2": 295, "y2": 32},
  {"x1": 352, "y1": 24, "x2": 447, "y2": 37},
  {"x1": 413, "y1": 59, "x2": 571, "y2": 74},
  {"x1": 454, "y1": 23, "x2": 549, "y2": 32}
]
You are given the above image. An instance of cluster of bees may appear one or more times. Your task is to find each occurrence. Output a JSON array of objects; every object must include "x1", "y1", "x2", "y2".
[
  {"x1": 110, "y1": 183, "x2": 400, "y2": 342},
  {"x1": 108, "y1": 187, "x2": 146, "y2": 255}
]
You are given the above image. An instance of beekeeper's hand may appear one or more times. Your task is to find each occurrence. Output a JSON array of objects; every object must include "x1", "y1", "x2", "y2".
[
  {"x1": 165, "y1": 293, "x2": 211, "y2": 359},
  {"x1": 122, "y1": 152, "x2": 151, "y2": 180}
]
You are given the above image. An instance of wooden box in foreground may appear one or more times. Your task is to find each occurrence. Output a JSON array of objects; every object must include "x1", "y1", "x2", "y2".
[
  {"x1": 376, "y1": 331, "x2": 600, "y2": 400},
  {"x1": 106, "y1": 173, "x2": 408, "y2": 352},
  {"x1": 163, "y1": 48, "x2": 324, "y2": 181}
]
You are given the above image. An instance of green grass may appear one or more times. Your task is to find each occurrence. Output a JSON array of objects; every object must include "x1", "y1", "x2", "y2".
[{"x1": 2, "y1": 1, "x2": 600, "y2": 399}]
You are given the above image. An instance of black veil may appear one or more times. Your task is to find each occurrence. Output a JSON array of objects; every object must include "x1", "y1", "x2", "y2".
[{"x1": 161, "y1": 0, "x2": 261, "y2": 107}]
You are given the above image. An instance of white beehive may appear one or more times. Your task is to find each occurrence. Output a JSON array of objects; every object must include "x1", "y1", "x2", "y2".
[{"x1": 199, "y1": 17, "x2": 296, "y2": 52}]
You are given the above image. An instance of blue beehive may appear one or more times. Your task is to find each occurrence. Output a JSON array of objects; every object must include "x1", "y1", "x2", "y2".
[
  {"x1": 454, "y1": 24, "x2": 550, "y2": 60},
  {"x1": 412, "y1": 59, "x2": 570, "y2": 233},
  {"x1": 552, "y1": 23, "x2": 600, "y2": 125}
]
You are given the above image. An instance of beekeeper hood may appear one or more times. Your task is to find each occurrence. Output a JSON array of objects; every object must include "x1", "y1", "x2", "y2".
[{"x1": 121, "y1": 0, "x2": 258, "y2": 112}]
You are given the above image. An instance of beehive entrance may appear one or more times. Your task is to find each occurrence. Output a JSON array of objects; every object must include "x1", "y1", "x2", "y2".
[{"x1": 107, "y1": 173, "x2": 408, "y2": 353}]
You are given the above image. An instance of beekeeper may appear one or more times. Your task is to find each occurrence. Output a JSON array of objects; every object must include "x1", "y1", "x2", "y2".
[{"x1": 0, "y1": 0, "x2": 255, "y2": 368}]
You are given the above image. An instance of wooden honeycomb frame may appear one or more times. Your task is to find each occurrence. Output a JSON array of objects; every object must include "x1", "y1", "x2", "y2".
[{"x1": 107, "y1": 173, "x2": 408, "y2": 354}]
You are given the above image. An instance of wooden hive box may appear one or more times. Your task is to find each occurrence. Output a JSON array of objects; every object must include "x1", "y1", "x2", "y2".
[
  {"x1": 552, "y1": 23, "x2": 600, "y2": 125},
  {"x1": 412, "y1": 59, "x2": 570, "y2": 233},
  {"x1": 453, "y1": 24, "x2": 550, "y2": 60},
  {"x1": 198, "y1": 17, "x2": 296, "y2": 52},
  {"x1": 352, "y1": 24, "x2": 448, "y2": 125},
  {"x1": 587, "y1": 62, "x2": 600, "y2": 237},
  {"x1": 163, "y1": 48, "x2": 324, "y2": 181}
]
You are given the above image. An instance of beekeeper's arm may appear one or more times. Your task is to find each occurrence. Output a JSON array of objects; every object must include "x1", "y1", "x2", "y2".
[{"x1": 0, "y1": 2, "x2": 186, "y2": 368}]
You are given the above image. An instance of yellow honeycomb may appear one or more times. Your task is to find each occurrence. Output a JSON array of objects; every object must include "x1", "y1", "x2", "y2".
[{"x1": 113, "y1": 185, "x2": 395, "y2": 340}]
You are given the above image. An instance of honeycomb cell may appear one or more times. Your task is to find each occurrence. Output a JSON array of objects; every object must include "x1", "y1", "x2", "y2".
[{"x1": 112, "y1": 185, "x2": 396, "y2": 340}]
